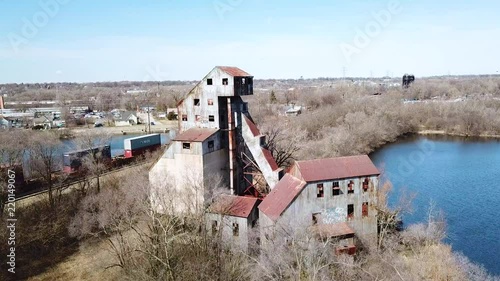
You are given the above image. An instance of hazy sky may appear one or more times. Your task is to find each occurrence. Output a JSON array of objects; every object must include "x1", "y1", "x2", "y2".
[{"x1": 1, "y1": 0, "x2": 499, "y2": 83}]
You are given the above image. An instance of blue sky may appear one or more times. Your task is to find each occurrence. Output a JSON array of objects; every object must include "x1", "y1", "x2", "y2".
[{"x1": 1, "y1": 0, "x2": 499, "y2": 83}]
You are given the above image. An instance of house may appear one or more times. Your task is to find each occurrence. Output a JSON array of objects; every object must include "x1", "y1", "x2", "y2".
[
  {"x1": 258, "y1": 155, "x2": 380, "y2": 254},
  {"x1": 206, "y1": 195, "x2": 260, "y2": 253},
  {"x1": 114, "y1": 111, "x2": 139, "y2": 127}
]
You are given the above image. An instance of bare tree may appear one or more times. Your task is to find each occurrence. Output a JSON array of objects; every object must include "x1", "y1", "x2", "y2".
[
  {"x1": 75, "y1": 130, "x2": 112, "y2": 193},
  {"x1": 27, "y1": 132, "x2": 63, "y2": 208}
]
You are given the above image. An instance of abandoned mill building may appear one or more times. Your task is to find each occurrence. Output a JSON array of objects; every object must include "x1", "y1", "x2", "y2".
[{"x1": 149, "y1": 66, "x2": 380, "y2": 254}]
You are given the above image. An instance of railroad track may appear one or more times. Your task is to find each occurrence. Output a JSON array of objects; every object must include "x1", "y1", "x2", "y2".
[{"x1": 14, "y1": 160, "x2": 151, "y2": 202}]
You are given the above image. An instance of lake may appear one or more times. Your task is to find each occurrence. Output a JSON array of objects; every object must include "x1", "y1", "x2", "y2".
[{"x1": 370, "y1": 135, "x2": 500, "y2": 275}]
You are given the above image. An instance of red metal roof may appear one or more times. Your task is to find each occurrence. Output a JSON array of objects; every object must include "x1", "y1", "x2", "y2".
[
  {"x1": 294, "y1": 155, "x2": 380, "y2": 182},
  {"x1": 174, "y1": 128, "x2": 218, "y2": 142},
  {"x1": 208, "y1": 195, "x2": 260, "y2": 218},
  {"x1": 258, "y1": 174, "x2": 306, "y2": 222},
  {"x1": 311, "y1": 222, "x2": 355, "y2": 238},
  {"x1": 217, "y1": 66, "x2": 252, "y2": 77},
  {"x1": 243, "y1": 115, "x2": 261, "y2": 137},
  {"x1": 262, "y1": 147, "x2": 279, "y2": 171}
]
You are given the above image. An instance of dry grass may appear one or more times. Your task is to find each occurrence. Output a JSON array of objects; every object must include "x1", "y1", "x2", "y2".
[{"x1": 28, "y1": 238, "x2": 122, "y2": 281}]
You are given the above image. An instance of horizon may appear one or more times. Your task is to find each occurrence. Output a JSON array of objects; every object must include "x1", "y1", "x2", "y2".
[{"x1": 1, "y1": 1, "x2": 500, "y2": 83}]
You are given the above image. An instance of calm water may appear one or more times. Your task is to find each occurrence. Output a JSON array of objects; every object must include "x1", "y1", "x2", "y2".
[{"x1": 370, "y1": 135, "x2": 500, "y2": 275}]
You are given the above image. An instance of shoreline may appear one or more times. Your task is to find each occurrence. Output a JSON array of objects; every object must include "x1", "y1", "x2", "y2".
[{"x1": 417, "y1": 129, "x2": 500, "y2": 139}]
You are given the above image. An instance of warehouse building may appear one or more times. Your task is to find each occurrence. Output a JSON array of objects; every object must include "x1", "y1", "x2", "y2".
[
  {"x1": 258, "y1": 155, "x2": 380, "y2": 254},
  {"x1": 150, "y1": 67, "x2": 380, "y2": 254}
]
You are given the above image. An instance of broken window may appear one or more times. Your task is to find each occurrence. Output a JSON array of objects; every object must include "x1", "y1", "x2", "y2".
[
  {"x1": 208, "y1": 99, "x2": 214, "y2": 106},
  {"x1": 181, "y1": 114, "x2": 187, "y2": 121},
  {"x1": 222, "y1": 78, "x2": 228, "y2": 85},
  {"x1": 212, "y1": 220, "x2": 218, "y2": 234},
  {"x1": 317, "y1": 184, "x2": 324, "y2": 198},
  {"x1": 312, "y1": 213, "x2": 321, "y2": 225},
  {"x1": 208, "y1": 140, "x2": 214, "y2": 152},
  {"x1": 194, "y1": 99, "x2": 200, "y2": 106},
  {"x1": 232, "y1": 222, "x2": 239, "y2": 237},
  {"x1": 208, "y1": 115, "x2": 215, "y2": 122},
  {"x1": 363, "y1": 178, "x2": 370, "y2": 192},
  {"x1": 347, "y1": 204, "x2": 354, "y2": 219},
  {"x1": 348, "y1": 180, "x2": 354, "y2": 194},
  {"x1": 362, "y1": 202, "x2": 369, "y2": 217},
  {"x1": 207, "y1": 78, "x2": 213, "y2": 85},
  {"x1": 182, "y1": 143, "x2": 191, "y2": 150},
  {"x1": 332, "y1": 181, "x2": 341, "y2": 196}
]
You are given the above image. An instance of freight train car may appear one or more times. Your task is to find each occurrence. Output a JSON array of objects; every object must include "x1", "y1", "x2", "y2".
[
  {"x1": 63, "y1": 145, "x2": 112, "y2": 173},
  {"x1": 124, "y1": 134, "x2": 161, "y2": 158}
]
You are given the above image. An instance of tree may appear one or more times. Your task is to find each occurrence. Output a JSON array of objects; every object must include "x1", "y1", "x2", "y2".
[
  {"x1": 269, "y1": 90, "x2": 277, "y2": 104},
  {"x1": 262, "y1": 119, "x2": 306, "y2": 168},
  {"x1": 75, "y1": 130, "x2": 112, "y2": 193},
  {"x1": 27, "y1": 132, "x2": 63, "y2": 208},
  {"x1": 0, "y1": 130, "x2": 28, "y2": 213}
]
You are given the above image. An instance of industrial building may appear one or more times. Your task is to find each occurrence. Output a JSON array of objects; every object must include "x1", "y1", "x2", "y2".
[{"x1": 149, "y1": 66, "x2": 380, "y2": 254}]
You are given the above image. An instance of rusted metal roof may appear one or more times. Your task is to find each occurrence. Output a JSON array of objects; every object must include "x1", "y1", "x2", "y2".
[
  {"x1": 258, "y1": 174, "x2": 306, "y2": 222},
  {"x1": 174, "y1": 128, "x2": 218, "y2": 142},
  {"x1": 294, "y1": 155, "x2": 380, "y2": 182},
  {"x1": 243, "y1": 115, "x2": 261, "y2": 137},
  {"x1": 208, "y1": 195, "x2": 260, "y2": 218},
  {"x1": 262, "y1": 148, "x2": 279, "y2": 171},
  {"x1": 217, "y1": 66, "x2": 252, "y2": 77},
  {"x1": 311, "y1": 222, "x2": 355, "y2": 238}
]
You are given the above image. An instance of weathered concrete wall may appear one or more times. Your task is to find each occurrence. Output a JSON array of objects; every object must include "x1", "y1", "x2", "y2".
[
  {"x1": 150, "y1": 141, "x2": 229, "y2": 214},
  {"x1": 205, "y1": 213, "x2": 252, "y2": 253},
  {"x1": 179, "y1": 68, "x2": 239, "y2": 132},
  {"x1": 280, "y1": 176, "x2": 379, "y2": 238}
]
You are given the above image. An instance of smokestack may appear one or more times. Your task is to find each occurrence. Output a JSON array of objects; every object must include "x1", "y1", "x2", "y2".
[{"x1": 0, "y1": 95, "x2": 4, "y2": 111}]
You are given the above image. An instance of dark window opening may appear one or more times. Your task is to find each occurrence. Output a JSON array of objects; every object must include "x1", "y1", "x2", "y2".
[
  {"x1": 333, "y1": 188, "x2": 341, "y2": 196},
  {"x1": 363, "y1": 178, "x2": 370, "y2": 192},
  {"x1": 181, "y1": 114, "x2": 187, "y2": 121},
  {"x1": 208, "y1": 140, "x2": 214, "y2": 152},
  {"x1": 348, "y1": 180, "x2": 354, "y2": 194},
  {"x1": 182, "y1": 143, "x2": 191, "y2": 150},
  {"x1": 347, "y1": 204, "x2": 354, "y2": 219},
  {"x1": 312, "y1": 213, "x2": 321, "y2": 225},
  {"x1": 194, "y1": 99, "x2": 200, "y2": 106},
  {"x1": 209, "y1": 115, "x2": 215, "y2": 122},
  {"x1": 222, "y1": 78, "x2": 228, "y2": 85},
  {"x1": 207, "y1": 78, "x2": 213, "y2": 85},
  {"x1": 362, "y1": 202, "x2": 369, "y2": 217},
  {"x1": 212, "y1": 220, "x2": 218, "y2": 234},
  {"x1": 208, "y1": 99, "x2": 214, "y2": 106},
  {"x1": 232, "y1": 222, "x2": 239, "y2": 237},
  {"x1": 332, "y1": 181, "x2": 341, "y2": 196},
  {"x1": 317, "y1": 184, "x2": 324, "y2": 198}
]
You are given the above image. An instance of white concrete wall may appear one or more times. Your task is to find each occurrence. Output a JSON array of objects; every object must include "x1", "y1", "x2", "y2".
[{"x1": 280, "y1": 176, "x2": 379, "y2": 238}]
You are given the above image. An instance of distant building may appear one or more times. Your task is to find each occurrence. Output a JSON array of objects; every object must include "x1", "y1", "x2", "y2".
[
  {"x1": 402, "y1": 74, "x2": 415, "y2": 88},
  {"x1": 114, "y1": 111, "x2": 139, "y2": 127}
]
